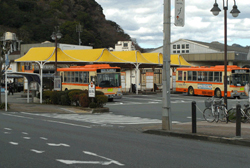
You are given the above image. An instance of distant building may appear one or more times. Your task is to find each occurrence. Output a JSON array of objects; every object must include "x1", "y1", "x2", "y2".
[
  {"x1": 150, "y1": 39, "x2": 250, "y2": 67},
  {"x1": 114, "y1": 41, "x2": 135, "y2": 51}
]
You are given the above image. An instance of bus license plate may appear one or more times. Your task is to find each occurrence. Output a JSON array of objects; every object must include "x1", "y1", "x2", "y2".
[{"x1": 107, "y1": 88, "x2": 113, "y2": 92}]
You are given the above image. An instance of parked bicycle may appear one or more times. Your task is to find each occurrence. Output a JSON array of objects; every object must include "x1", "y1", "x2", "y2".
[
  {"x1": 203, "y1": 97, "x2": 228, "y2": 123},
  {"x1": 227, "y1": 102, "x2": 250, "y2": 123}
]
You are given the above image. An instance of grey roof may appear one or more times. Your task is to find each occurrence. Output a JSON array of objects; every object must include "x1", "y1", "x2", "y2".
[{"x1": 188, "y1": 39, "x2": 249, "y2": 53}]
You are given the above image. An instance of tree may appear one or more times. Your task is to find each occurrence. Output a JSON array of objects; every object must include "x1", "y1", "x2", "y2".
[{"x1": 0, "y1": 40, "x2": 11, "y2": 104}]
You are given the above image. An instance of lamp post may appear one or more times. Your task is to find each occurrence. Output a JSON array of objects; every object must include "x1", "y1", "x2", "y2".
[
  {"x1": 51, "y1": 27, "x2": 62, "y2": 77},
  {"x1": 210, "y1": 0, "x2": 240, "y2": 107}
]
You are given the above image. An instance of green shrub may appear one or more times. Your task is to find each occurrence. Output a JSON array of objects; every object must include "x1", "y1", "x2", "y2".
[
  {"x1": 68, "y1": 90, "x2": 84, "y2": 106},
  {"x1": 0, "y1": 103, "x2": 10, "y2": 109},
  {"x1": 79, "y1": 93, "x2": 90, "y2": 107},
  {"x1": 96, "y1": 95, "x2": 108, "y2": 108},
  {"x1": 43, "y1": 91, "x2": 53, "y2": 100},
  {"x1": 50, "y1": 91, "x2": 59, "y2": 104},
  {"x1": 61, "y1": 94, "x2": 71, "y2": 105},
  {"x1": 89, "y1": 102, "x2": 97, "y2": 108}
]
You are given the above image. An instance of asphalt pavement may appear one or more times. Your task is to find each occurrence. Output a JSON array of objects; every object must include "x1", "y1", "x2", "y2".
[{"x1": 1, "y1": 91, "x2": 250, "y2": 147}]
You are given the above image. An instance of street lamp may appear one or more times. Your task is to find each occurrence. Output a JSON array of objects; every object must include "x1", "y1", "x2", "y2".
[
  {"x1": 51, "y1": 27, "x2": 62, "y2": 76},
  {"x1": 210, "y1": 0, "x2": 240, "y2": 108}
]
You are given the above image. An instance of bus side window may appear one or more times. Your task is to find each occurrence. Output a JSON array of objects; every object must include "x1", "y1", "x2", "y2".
[
  {"x1": 198, "y1": 72, "x2": 202, "y2": 81},
  {"x1": 214, "y1": 72, "x2": 219, "y2": 82},
  {"x1": 184, "y1": 72, "x2": 187, "y2": 81},
  {"x1": 188, "y1": 71, "x2": 192, "y2": 81},
  {"x1": 193, "y1": 71, "x2": 197, "y2": 81},
  {"x1": 208, "y1": 72, "x2": 213, "y2": 81},
  {"x1": 178, "y1": 71, "x2": 182, "y2": 81}
]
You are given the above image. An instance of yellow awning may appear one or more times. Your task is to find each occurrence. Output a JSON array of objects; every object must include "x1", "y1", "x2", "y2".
[
  {"x1": 15, "y1": 47, "x2": 55, "y2": 62},
  {"x1": 15, "y1": 47, "x2": 191, "y2": 66}
]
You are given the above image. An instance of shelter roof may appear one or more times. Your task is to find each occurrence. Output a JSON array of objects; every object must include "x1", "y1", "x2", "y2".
[{"x1": 15, "y1": 47, "x2": 191, "y2": 67}]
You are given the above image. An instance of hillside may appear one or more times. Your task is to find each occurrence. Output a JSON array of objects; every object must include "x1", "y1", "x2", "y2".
[{"x1": 0, "y1": 0, "x2": 137, "y2": 49}]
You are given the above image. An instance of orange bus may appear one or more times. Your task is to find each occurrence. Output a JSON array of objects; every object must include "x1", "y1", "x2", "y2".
[
  {"x1": 175, "y1": 65, "x2": 250, "y2": 98},
  {"x1": 57, "y1": 64, "x2": 122, "y2": 100}
]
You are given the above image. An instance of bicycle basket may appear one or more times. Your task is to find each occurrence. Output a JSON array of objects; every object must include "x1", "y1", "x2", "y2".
[
  {"x1": 205, "y1": 99, "x2": 212, "y2": 108},
  {"x1": 214, "y1": 100, "x2": 222, "y2": 106}
]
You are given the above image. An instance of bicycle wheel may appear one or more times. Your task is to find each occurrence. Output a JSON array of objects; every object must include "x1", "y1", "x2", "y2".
[
  {"x1": 203, "y1": 108, "x2": 215, "y2": 123},
  {"x1": 219, "y1": 106, "x2": 228, "y2": 123},
  {"x1": 243, "y1": 107, "x2": 250, "y2": 123},
  {"x1": 227, "y1": 108, "x2": 237, "y2": 122}
]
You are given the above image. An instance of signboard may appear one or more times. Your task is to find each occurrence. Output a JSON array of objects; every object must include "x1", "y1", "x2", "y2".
[
  {"x1": 175, "y1": 0, "x2": 185, "y2": 27},
  {"x1": 121, "y1": 72, "x2": 126, "y2": 92},
  {"x1": 54, "y1": 76, "x2": 61, "y2": 91},
  {"x1": 88, "y1": 81, "x2": 96, "y2": 97},
  {"x1": 146, "y1": 72, "x2": 154, "y2": 89},
  {"x1": 30, "y1": 82, "x2": 38, "y2": 91}
]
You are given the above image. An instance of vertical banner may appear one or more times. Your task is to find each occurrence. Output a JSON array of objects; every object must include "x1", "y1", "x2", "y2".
[
  {"x1": 54, "y1": 76, "x2": 61, "y2": 91},
  {"x1": 121, "y1": 72, "x2": 126, "y2": 92},
  {"x1": 175, "y1": 0, "x2": 185, "y2": 27},
  {"x1": 146, "y1": 72, "x2": 154, "y2": 89}
]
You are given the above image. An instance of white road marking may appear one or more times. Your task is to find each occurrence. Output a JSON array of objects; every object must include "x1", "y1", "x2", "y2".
[
  {"x1": 4, "y1": 132, "x2": 10, "y2": 134},
  {"x1": 9, "y1": 142, "x2": 18, "y2": 145},
  {"x1": 44, "y1": 119, "x2": 91, "y2": 128},
  {"x1": 22, "y1": 132, "x2": 28, "y2": 135},
  {"x1": 40, "y1": 137, "x2": 48, "y2": 140},
  {"x1": 47, "y1": 143, "x2": 70, "y2": 147},
  {"x1": 2, "y1": 113, "x2": 33, "y2": 119},
  {"x1": 83, "y1": 151, "x2": 124, "y2": 166},
  {"x1": 4, "y1": 128, "x2": 12, "y2": 131},
  {"x1": 23, "y1": 137, "x2": 31, "y2": 140},
  {"x1": 30, "y1": 149, "x2": 45, "y2": 154},
  {"x1": 60, "y1": 108, "x2": 75, "y2": 113}
]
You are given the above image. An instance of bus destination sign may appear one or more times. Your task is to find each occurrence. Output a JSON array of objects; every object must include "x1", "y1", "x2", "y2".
[{"x1": 101, "y1": 69, "x2": 116, "y2": 73}]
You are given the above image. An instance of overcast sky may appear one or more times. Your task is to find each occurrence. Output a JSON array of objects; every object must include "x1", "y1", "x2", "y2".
[{"x1": 95, "y1": 0, "x2": 250, "y2": 49}]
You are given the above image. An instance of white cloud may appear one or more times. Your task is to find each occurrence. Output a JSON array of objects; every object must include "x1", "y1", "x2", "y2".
[{"x1": 95, "y1": 0, "x2": 250, "y2": 48}]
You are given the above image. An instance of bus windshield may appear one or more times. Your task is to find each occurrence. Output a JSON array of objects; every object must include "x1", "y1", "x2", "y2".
[
  {"x1": 97, "y1": 73, "x2": 121, "y2": 87},
  {"x1": 231, "y1": 74, "x2": 250, "y2": 86}
]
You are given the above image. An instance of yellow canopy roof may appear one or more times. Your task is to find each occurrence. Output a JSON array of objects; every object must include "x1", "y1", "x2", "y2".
[
  {"x1": 15, "y1": 47, "x2": 191, "y2": 66},
  {"x1": 111, "y1": 51, "x2": 155, "y2": 64},
  {"x1": 64, "y1": 48, "x2": 129, "y2": 63}
]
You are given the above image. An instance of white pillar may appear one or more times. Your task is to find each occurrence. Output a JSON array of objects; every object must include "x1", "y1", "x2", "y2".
[{"x1": 5, "y1": 72, "x2": 8, "y2": 111}]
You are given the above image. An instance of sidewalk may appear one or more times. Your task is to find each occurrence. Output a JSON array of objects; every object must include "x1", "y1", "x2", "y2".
[
  {"x1": 1, "y1": 92, "x2": 250, "y2": 147},
  {"x1": 143, "y1": 121, "x2": 250, "y2": 147}
]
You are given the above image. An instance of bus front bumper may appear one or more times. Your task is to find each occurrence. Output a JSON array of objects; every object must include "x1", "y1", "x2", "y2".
[
  {"x1": 230, "y1": 91, "x2": 246, "y2": 98},
  {"x1": 106, "y1": 92, "x2": 123, "y2": 99}
]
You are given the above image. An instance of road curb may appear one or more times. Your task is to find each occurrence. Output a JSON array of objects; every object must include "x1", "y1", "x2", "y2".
[{"x1": 143, "y1": 129, "x2": 250, "y2": 147}]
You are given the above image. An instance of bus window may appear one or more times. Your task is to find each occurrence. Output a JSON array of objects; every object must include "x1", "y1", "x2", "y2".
[
  {"x1": 214, "y1": 72, "x2": 220, "y2": 82},
  {"x1": 75, "y1": 72, "x2": 79, "y2": 83},
  {"x1": 202, "y1": 72, "x2": 208, "y2": 81},
  {"x1": 178, "y1": 71, "x2": 182, "y2": 81},
  {"x1": 188, "y1": 71, "x2": 192, "y2": 81},
  {"x1": 198, "y1": 72, "x2": 202, "y2": 81},
  {"x1": 79, "y1": 72, "x2": 83, "y2": 83},
  {"x1": 83, "y1": 72, "x2": 89, "y2": 83},
  {"x1": 208, "y1": 72, "x2": 213, "y2": 81},
  {"x1": 184, "y1": 72, "x2": 187, "y2": 81},
  {"x1": 193, "y1": 71, "x2": 197, "y2": 81}
]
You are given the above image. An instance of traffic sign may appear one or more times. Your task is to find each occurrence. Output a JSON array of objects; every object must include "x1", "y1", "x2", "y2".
[
  {"x1": 175, "y1": 0, "x2": 185, "y2": 27},
  {"x1": 88, "y1": 81, "x2": 96, "y2": 97}
]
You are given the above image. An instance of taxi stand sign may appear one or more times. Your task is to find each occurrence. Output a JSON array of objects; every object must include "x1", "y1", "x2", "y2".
[
  {"x1": 175, "y1": 0, "x2": 185, "y2": 27},
  {"x1": 88, "y1": 81, "x2": 96, "y2": 97}
]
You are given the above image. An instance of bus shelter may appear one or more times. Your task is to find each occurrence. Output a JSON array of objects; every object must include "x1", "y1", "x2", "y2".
[{"x1": 15, "y1": 47, "x2": 191, "y2": 99}]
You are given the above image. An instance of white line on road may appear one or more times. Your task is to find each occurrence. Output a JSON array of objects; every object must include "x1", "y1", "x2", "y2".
[
  {"x1": 30, "y1": 149, "x2": 45, "y2": 154},
  {"x1": 40, "y1": 137, "x2": 48, "y2": 140},
  {"x1": 23, "y1": 137, "x2": 31, "y2": 140},
  {"x1": 4, "y1": 128, "x2": 12, "y2": 131},
  {"x1": 9, "y1": 142, "x2": 18, "y2": 145},
  {"x1": 44, "y1": 119, "x2": 91, "y2": 128},
  {"x1": 2, "y1": 113, "x2": 33, "y2": 119},
  {"x1": 47, "y1": 143, "x2": 70, "y2": 147}
]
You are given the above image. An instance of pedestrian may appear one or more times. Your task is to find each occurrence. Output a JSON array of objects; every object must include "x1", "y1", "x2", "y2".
[
  {"x1": 8, "y1": 83, "x2": 14, "y2": 95},
  {"x1": 244, "y1": 83, "x2": 249, "y2": 104}
]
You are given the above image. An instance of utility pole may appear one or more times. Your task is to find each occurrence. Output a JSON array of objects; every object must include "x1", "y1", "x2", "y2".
[
  {"x1": 76, "y1": 23, "x2": 83, "y2": 45},
  {"x1": 162, "y1": 0, "x2": 172, "y2": 130}
]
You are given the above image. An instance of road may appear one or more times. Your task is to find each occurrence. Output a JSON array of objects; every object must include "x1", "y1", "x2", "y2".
[{"x1": 1, "y1": 111, "x2": 250, "y2": 168}]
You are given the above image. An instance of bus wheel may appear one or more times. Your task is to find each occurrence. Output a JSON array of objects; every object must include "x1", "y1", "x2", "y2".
[
  {"x1": 188, "y1": 87, "x2": 194, "y2": 96},
  {"x1": 215, "y1": 89, "x2": 221, "y2": 98}
]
